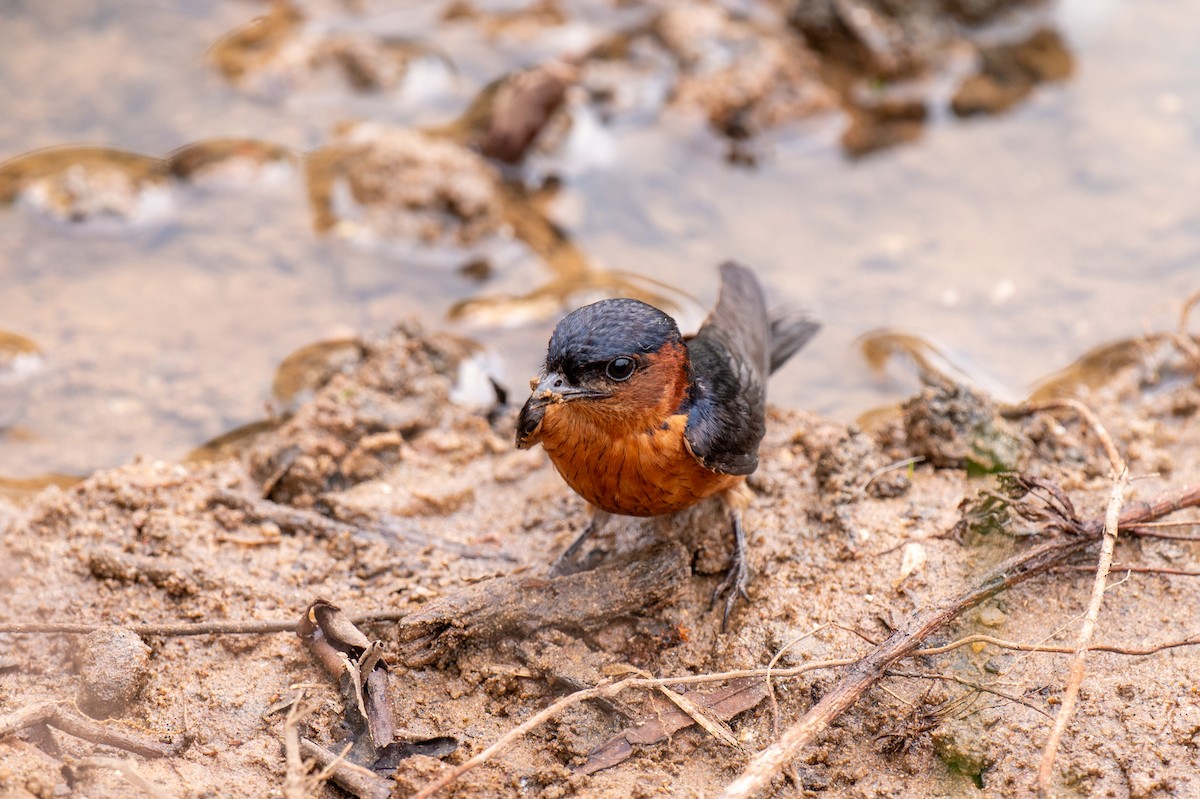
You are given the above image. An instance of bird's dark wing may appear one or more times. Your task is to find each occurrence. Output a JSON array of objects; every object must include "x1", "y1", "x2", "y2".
[
  {"x1": 683, "y1": 262, "x2": 772, "y2": 476},
  {"x1": 767, "y1": 308, "x2": 820, "y2": 375}
]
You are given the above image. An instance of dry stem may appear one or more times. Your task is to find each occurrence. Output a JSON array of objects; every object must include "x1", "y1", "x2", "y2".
[
  {"x1": 1028, "y1": 401, "x2": 1126, "y2": 798},
  {"x1": 0, "y1": 612, "x2": 406, "y2": 637},
  {"x1": 75, "y1": 757, "x2": 179, "y2": 799},
  {"x1": 0, "y1": 701, "x2": 175, "y2": 758}
]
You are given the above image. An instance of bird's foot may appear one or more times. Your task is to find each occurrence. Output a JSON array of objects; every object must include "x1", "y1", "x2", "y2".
[
  {"x1": 548, "y1": 546, "x2": 607, "y2": 577},
  {"x1": 548, "y1": 511, "x2": 609, "y2": 577},
  {"x1": 709, "y1": 510, "x2": 751, "y2": 631}
]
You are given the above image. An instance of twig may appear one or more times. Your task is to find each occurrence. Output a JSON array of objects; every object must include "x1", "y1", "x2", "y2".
[
  {"x1": 1038, "y1": 462, "x2": 1128, "y2": 797},
  {"x1": 614, "y1": 666, "x2": 740, "y2": 749},
  {"x1": 765, "y1": 625, "x2": 827, "y2": 738},
  {"x1": 884, "y1": 671, "x2": 1052, "y2": 719},
  {"x1": 283, "y1": 692, "x2": 316, "y2": 799},
  {"x1": 1175, "y1": 289, "x2": 1200, "y2": 361},
  {"x1": 913, "y1": 631, "x2": 1200, "y2": 658},
  {"x1": 1022, "y1": 399, "x2": 1127, "y2": 797},
  {"x1": 411, "y1": 679, "x2": 621, "y2": 799},
  {"x1": 0, "y1": 701, "x2": 175, "y2": 758},
  {"x1": 1019, "y1": 399, "x2": 1123, "y2": 469},
  {"x1": 854, "y1": 457, "x2": 923, "y2": 497},
  {"x1": 717, "y1": 533, "x2": 1093, "y2": 799},
  {"x1": 1056, "y1": 564, "x2": 1200, "y2": 577},
  {"x1": 75, "y1": 756, "x2": 179, "y2": 799},
  {"x1": 209, "y1": 488, "x2": 493, "y2": 558},
  {"x1": 716, "y1": 475, "x2": 1200, "y2": 799},
  {"x1": 0, "y1": 612, "x2": 407, "y2": 637},
  {"x1": 299, "y1": 739, "x2": 390, "y2": 799},
  {"x1": 1126, "y1": 527, "x2": 1200, "y2": 542}
]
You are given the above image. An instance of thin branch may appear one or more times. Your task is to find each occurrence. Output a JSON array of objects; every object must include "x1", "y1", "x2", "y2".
[
  {"x1": 0, "y1": 702, "x2": 175, "y2": 758},
  {"x1": 1126, "y1": 528, "x2": 1200, "y2": 542},
  {"x1": 765, "y1": 625, "x2": 827, "y2": 738},
  {"x1": 1038, "y1": 464, "x2": 1128, "y2": 796},
  {"x1": 411, "y1": 679, "x2": 621, "y2": 799},
  {"x1": 1057, "y1": 564, "x2": 1200, "y2": 577},
  {"x1": 283, "y1": 692, "x2": 316, "y2": 799},
  {"x1": 1018, "y1": 399, "x2": 1123, "y2": 469},
  {"x1": 75, "y1": 757, "x2": 179, "y2": 799},
  {"x1": 716, "y1": 533, "x2": 1093, "y2": 799},
  {"x1": 0, "y1": 612, "x2": 408, "y2": 637},
  {"x1": 1175, "y1": 289, "x2": 1200, "y2": 361},
  {"x1": 883, "y1": 671, "x2": 1052, "y2": 719},
  {"x1": 854, "y1": 457, "x2": 923, "y2": 497},
  {"x1": 298, "y1": 740, "x2": 386, "y2": 799},
  {"x1": 1022, "y1": 399, "x2": 1128, "y2": 797},
  {"x1": 913, "y1": 631, "x2": 1200, "y2": 657}
]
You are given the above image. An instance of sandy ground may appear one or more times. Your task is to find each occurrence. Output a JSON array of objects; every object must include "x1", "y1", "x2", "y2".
[{"x1": 1, "y1": 321, "x2": 1199, "y2": 799}]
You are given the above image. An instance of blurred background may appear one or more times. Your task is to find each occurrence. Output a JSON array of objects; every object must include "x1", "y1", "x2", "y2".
[{"x1": 0, "y1": 0, "x2": 1197, "y2": 481}]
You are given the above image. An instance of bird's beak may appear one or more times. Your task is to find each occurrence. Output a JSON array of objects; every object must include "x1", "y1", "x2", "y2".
[
  {"x1": 525, "y1": 372, "x2": 610, "y2": 408},
  {"x1": 515, "y1": 372, "x2": 609, "y2": 449}
]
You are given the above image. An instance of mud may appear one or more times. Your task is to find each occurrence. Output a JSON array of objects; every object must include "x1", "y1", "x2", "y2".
[{"x1": 1, "y1": 319, "x2": 1199, "y2": 798}]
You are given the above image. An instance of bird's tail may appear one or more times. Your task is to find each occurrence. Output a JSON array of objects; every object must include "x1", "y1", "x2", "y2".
[{"x1": 768, "y1": 309, "x2": 820, "y2": 375}]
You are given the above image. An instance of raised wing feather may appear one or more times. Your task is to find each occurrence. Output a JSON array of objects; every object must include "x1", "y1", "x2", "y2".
[{"x1": 683, "y1": 262, "x2": 772, "y2": 476}]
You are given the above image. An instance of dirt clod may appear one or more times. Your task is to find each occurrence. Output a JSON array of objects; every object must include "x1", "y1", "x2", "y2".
[
  {"x1": 903, "y1": 383, "x2": 1025, "y2": 473},
  {"x1": 75, "y1": 628, "x2": 152, "y2": 718}
]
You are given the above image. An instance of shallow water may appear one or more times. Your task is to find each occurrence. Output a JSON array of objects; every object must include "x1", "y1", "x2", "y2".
[{"x1": 0, "y1": 0, "x2": 1197, "y2": 478}]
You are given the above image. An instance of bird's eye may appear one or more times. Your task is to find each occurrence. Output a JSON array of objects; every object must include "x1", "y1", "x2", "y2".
[{"x1": 606, "y1": 357, "x2": 636, "y2": 382}]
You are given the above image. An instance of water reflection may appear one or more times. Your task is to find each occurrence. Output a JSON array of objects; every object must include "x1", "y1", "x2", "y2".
[
  {"x1": 0, "y1": 146, "x2": 170, "y2": 225},
  {"x1": 0, "y1": 331, "x2": 43, "y2": 431},
  {"x1": 858, "y1": 328, "x2": 1022, "y2": 404},
  {"x1": 209, "y1": 0, "x2": 449, "y2": 98}
]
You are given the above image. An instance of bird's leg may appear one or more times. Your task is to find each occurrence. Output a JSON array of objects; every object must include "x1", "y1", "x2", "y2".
[
  {"x1": 549, "y1": 509, "x2": 611, "y2": 576},
  {"x1": 710, "y1": 508, "x2": 751, "y2": 630}
]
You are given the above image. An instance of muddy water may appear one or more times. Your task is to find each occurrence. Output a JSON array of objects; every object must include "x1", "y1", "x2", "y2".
[{"x1": 0, "y1": 0, "x2": 1197, "y2": 478}]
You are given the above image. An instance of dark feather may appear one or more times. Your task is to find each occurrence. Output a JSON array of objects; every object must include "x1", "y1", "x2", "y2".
[
  {"x1": 683, "y1": 262, "x2": 819, "y2": 476},
  {"x1": 768, "y1": 308, "x2": 820, "y2": 375},
  {"x1": 683, "y1": 262, "x2": 770, "y2": 475}
]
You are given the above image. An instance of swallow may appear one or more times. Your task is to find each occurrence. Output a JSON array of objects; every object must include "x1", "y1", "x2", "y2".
[{"x1": 515, "y1": 262, "x2": 818, "y2": 625}]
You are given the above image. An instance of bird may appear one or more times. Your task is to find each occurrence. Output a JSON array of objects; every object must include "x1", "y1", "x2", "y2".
[{"x1": 515, "y1": 261, "x2": 818, "y2": 626}]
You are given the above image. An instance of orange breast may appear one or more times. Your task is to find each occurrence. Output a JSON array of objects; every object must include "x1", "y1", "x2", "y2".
[{"x1": 538, "y1": 410, "x2": 740, "y2": 517}]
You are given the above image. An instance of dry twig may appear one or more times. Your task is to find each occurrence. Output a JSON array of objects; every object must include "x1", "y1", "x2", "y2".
[
  {"x1": 884, "y1": 671, "x2": 1052, "y2": 719},
  {"x1": 1175, "y1": 289, "x2": 1200, "y2": 362},
  {"x1": 1019, "y1": 400, "x2": 1127, "y2": 797},
  {"x1": 0, "y1": 701, "x2": 175, "y2": 758},
  {"x1": 0, "y1": 612, "x2": 405, "y2": 637},
  {"x1": 283, "y1": 692, "x2": 319, "y2": 799},
  {"x1": 299, "y1": 739, "x2": 390, "y2": 799},
  {"x1": 912, "y1": 631, "x2": 1200, "y2": 658},
  {"x1": 75, "y1": 756, "x2": 179, "y2": 799}
]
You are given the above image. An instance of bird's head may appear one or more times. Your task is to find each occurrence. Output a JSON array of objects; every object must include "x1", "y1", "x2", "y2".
[{"x1": 516, "y1": 298, "x2": 690, "y2": 448}]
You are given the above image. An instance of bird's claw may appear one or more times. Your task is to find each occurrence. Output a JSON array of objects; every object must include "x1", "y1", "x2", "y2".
[
  {"x1": 548, "y1": 512, "x2": 609, "y2": 577},
  {"x1": 710, "y1": 509, "x2": 752, "y2": 631},
  {"x1": 710, "y1": 546, "x2": 751, "y2": 631},
  {"x1": 550, "y1": 546, "x2": 608, "y2": 576}
]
